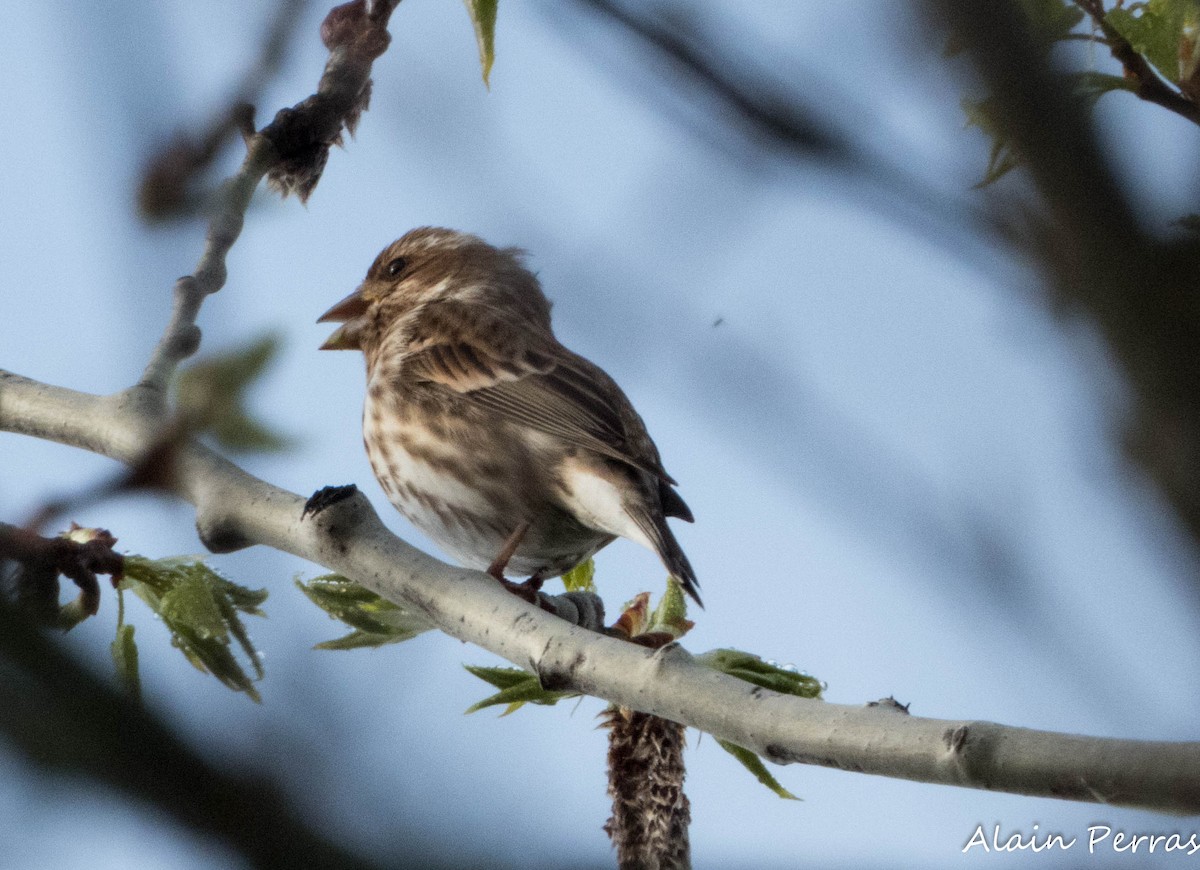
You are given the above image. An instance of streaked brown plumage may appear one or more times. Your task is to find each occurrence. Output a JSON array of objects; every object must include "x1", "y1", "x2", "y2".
[{"x1": 318, "y1": 227, "x2": 700, "y2": 605}]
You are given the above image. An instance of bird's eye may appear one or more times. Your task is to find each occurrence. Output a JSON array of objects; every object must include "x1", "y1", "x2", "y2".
[{"x1": 386, "y1": 257, "x2": 408, "y2": 277}]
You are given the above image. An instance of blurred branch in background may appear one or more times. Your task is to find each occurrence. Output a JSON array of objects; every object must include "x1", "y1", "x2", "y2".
[
  {"x1": 1, "y1": 3, "x2": 420, "y2": 866},
  {"x1": 545, "y1": 0, "x2": 1075, "y2": 639},
  {"x1": 0, "y1": 597, "x2": 385, "y2": 870},
  {"x1": 567, "y1": 0, "x2": 851, "y2": 161},
  {"x1": 557, "y1": 0, "x2": 1200, "y2": 599},
  {"x1": 555, "y1": 0, "x2": 1027, "y2": 260},
  {"x1": 138, "y1": 0, "x2": 310, "y2": 220},
  {"x1": 930, "y1": 0, "x2": 1200, "y2": 577}
]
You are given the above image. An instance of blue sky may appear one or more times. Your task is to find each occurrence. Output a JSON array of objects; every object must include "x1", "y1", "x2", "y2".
[{"x1": 2, "y1": 2, "x2": 1198, "y2": 867}]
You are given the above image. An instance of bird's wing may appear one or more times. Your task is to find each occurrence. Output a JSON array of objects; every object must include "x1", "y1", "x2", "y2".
[{"x1": 401, "y1": 310, "x2": 687, "y2": 501}]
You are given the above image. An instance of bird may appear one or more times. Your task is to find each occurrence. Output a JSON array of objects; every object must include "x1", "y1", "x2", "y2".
[{"x1": 317, "y1": 227, "x2": 700, "y2": 606}]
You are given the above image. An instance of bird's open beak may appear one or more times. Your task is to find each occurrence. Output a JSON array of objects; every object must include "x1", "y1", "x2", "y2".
[{"x1": 317, "y1": 288, "x2": 370, "y2": 350}]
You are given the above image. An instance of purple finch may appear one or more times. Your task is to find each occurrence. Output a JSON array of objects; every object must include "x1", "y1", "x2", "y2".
[{"x1": 318, "y1": 228, "x2": 700, "y2": 606}]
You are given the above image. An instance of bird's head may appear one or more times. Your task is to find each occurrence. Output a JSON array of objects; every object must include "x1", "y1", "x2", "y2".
[{"x1": 317, "y1": 227, "x2": 550, "y2": 354}]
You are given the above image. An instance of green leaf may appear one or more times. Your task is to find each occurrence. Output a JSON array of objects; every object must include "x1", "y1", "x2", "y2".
[
  {"x1": 463, "y1": 664, "x2": 576, "y2": 714},
  {"x1": 716, "y1": 740, "x2": 799, "y2": 800},
  {"x1": 1019, "y1": 0, "x2": 1086, "y2": 42},
  {"x1": 1107, "y1": 0, "x2": 1200, "y2": 84},
  {"x1": 647, "y1": 578, "x2": 693, "y2": 638},
  {"x1": 961, "y1": 69, "x2": 1136, "y2": 188},
  {"x1": 161, "y1": 574, "x2": 226, "y2": 639},
  {"x1": 464, "y1": 664, "x2": 537, "y2": 690},
  {"x1": 1070, "y1": 70, "x2": 1139, "y2": 105},
  {"x1": 209, "y1": 414, "x2": 290, "y2": 453},
  {"x1": 697, "y1": 649, "x2": 823, "y2": 699},
  {"x1": 121, "y1": 556, "x2": 267, "y2": 701},
  {"x1": 948, "y1": 0, "x2": 1083, "y2": 55},
  {"x1": 175, "y1": 333, "x2": 292, "y2": 454},
  {"x1": 312, "y1": 629, "x2": 417, "y2": 650},
  {"x1": 561, "y1": 558, "x2": 596, "y2": 593},
  {"x1": 56, "y1": 597, "x2": 92, "y2": 631},
  {"x1": 961, "y1": 97, "x2": 1021, "y2": 187},
  {"x1": 298, "y1": 574, "x2": 432, "y2": 649},
  {"x1": 611, "y1": 582, "x2": 694, "y2": 640},
  {"x1": 462, "y1": 0, "x2": 498, "y2": 87},
  {"x1": 111, "y1": 623, "x2": 141, "y2": 704}
]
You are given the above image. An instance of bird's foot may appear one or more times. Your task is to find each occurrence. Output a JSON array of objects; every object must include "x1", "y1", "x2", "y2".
[
  {"x1": 497, "y1": 574, "x2": 545, "y2": 604},
  {"x1": 486, "y1": 520, "x2": 531, "y2": 580}
]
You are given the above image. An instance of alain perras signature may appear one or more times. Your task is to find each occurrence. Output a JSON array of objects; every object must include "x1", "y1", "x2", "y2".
[{"x1": 963, "y1": 823, "x2": 1200, "y2": 855}]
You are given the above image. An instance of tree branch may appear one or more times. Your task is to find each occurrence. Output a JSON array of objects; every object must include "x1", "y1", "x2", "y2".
[{"x1": 2, "y1": 368, "x2": 1197, "y2": 815}]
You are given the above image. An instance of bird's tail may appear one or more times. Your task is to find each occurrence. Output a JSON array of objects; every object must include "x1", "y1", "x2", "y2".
[{"x1": 644, "y1": 514, "x2": 702, "y2": 609}]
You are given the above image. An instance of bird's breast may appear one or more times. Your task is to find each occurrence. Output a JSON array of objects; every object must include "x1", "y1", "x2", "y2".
[{"x1": 359, "y1": 383, "x2": 614, "y2": 576}]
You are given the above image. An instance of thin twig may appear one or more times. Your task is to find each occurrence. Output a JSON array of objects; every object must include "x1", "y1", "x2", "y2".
[
  {"x1": 560, "y1": 0, "x2": 1021, "y2": 269},
  {"x1": 0, "y1": 596, "x2": 384, "y2": 870},
  {"x1": 137, "y1": 139, "x2": 276, "y2": 397},
  {"x1": 138, "y1": 0, "x2": 402, "y2": 398}
]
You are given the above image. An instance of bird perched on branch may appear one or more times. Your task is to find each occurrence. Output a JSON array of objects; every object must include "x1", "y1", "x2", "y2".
[{"x1": 318, "y1": 227, "x2": 700, "y2": 606}]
